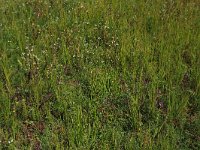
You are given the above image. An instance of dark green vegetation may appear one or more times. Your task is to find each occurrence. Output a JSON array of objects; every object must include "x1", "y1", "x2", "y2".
[{"x1": 0, "y1": 0, "x2": 200, "y2": 149}]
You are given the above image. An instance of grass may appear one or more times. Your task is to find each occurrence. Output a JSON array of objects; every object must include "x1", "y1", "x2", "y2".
[{"x1": 0, "y1": 0, "x2": 199, "y2": 149}]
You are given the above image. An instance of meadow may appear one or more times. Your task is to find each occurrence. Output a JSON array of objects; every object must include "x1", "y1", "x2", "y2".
[{"x1": 0, "y1": 0, "x2": 199, "y2": 149}]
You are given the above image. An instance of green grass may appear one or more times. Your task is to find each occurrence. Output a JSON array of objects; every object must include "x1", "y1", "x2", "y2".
[{"x1": 0, "y1": 0, "x2": 199, "y2": 149}]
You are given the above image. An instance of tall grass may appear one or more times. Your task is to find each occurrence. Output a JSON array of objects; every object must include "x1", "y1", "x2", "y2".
[{"x1": 0, "y1": 0, "x2": 199, "y2": 149}]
